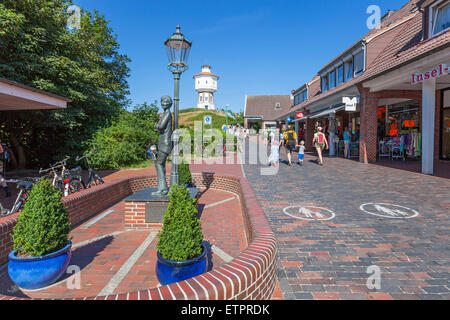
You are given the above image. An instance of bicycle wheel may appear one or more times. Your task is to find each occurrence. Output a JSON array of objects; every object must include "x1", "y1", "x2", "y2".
[
  {"x1": 94, "y1": 173, "x2": 105, "y2": 185},
  {"x1": 69, "y1": 178, "x2": 84, "y2": 194},
  {"x1": 10, "y1": 200, "x2": 24, "y2": 215}
]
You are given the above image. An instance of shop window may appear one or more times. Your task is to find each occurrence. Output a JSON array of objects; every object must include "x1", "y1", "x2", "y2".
[
  {"x1": 329, "y1": 70, "x2": 336, "y2": 90},
  {"x1": 337, "y1": 65, "x2": 344, "y2": 85},
  {"x1": 380, "y1": 103, "x2": 422, "y2": 159},
  {"x1": 353, "y1": 51, "x2": 365, "y2": 76},
  {"x1": 344, "y1": 58, "x2": 353, "y2": 82},
  {"x1": 321, "y1": 75, "x2": 329, "y2": 93},
  {"x1": 431, "y1": 1, "x2": 450, "y2": 37},
  {"x1": 294, "y1": 89, "x2": 308, "y2": 105}
]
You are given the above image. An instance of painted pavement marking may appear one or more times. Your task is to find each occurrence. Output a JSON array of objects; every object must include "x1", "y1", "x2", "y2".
[
  {"x1": 72, "y1": 230, "x2": 129, "y2": 249},
  {"x1": 204, "y1": 197, "x2": 236, "y2": 209},
  {"x1": 81, "y1": 209, "x2": 115, "y2": 229},
  {"x1": 283, "y1": 205, "x2": 336, "y2": 221},
  {"x1": 97, "y1": 231, "x2": 157, "y2": 297},
  {"x1": 211, "y1": 244, "x2": 234, "y2": 263},
  {"x1": 360, "y1": 203, "x2": 420, "y2": 219}
]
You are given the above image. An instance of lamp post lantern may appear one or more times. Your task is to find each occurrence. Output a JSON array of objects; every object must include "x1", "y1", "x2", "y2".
[
  {"x1": 164, "y1": 25, "x2": 192, "y2": 187},
  {"x1": 225, "y1": 104, "x2": 230, "y2": 128}
]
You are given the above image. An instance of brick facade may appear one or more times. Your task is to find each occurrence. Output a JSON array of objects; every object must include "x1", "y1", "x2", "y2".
[{"x1": 305, "y1": 118, "x2": 316, "y2": 151}]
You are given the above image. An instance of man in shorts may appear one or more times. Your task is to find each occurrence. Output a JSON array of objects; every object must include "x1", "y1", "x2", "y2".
[{"x1": 283, "y1": 125, "x2": 297, "y2": 166}]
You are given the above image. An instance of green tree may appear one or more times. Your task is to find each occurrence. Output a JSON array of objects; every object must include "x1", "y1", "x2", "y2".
[
  {"x1": 88, "y1": 102, "x2": 160, "y2": 169},
  {"x1": 0, "y1": 0, "x2": 131, "y2": 168}
]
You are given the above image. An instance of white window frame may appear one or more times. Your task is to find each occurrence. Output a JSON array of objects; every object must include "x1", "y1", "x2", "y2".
[{"x1": 429, "y1": 0, "x2": 450, "y2": 38}]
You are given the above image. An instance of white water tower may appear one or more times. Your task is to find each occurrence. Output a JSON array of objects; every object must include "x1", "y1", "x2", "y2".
[{"x1": 194, "y1": 65, "x2": 219, "y2": 110}]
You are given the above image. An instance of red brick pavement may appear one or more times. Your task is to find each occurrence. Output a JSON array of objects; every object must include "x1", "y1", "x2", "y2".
[
  {"x1": 242, "y1": 137, "x2": 450, "y2": 300},
  {"x1": 0, "y1": 154, "x2": 284, "y2": 300},
  {"x1": 0, "y1": 188, "x2": 246, "y2": 299}
]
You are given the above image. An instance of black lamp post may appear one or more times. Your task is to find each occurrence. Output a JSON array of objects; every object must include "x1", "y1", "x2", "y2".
[{"x1": 164, "y1": 25, "x2": 192, "y2": 187}]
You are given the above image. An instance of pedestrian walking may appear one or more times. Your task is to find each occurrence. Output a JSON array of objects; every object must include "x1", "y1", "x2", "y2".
[
  {"x1": 343, "y1": 127, "x2": 351, "y2": 158},
  {"x1": 296, "y1": 140, "x2": 306, "y2": 166},
  {"x1": 283, "y1": 125, "x2": 297, "y2": 166},
  {"x1": 268, "y1": 132, "x2": 281, "y2": 167},
  {"x1": 312, "y1": 127, "x2": 328, "y2": 166}
]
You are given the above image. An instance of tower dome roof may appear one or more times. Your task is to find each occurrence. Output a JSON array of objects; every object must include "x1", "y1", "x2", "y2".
[{"x1": 193, "y1": 65, "x2": 219, "y2": 79}]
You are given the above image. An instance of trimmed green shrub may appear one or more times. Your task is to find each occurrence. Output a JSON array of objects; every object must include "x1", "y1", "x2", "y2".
[
  {"x1": 157, "y1": 185, "x2": 203, "y2": 261},
  {"x1": 12, "y1": 179, "x2": 72, "y2": 257},
  {"x1": 179, "y1": 162, "x2": 192, "y2": 186}
]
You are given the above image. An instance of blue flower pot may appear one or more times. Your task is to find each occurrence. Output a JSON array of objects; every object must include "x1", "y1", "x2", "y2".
[
  {"x1": 8, "y1": 242, "x2": 72, "y2": 290},
  {"x1": 156, "y1": 243, "x2": 208, "y2": 286}
]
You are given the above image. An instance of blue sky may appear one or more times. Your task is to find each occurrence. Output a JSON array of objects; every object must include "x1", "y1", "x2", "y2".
[{"x1": 75, "y1": 0, "x2": 408, "y2": 113}]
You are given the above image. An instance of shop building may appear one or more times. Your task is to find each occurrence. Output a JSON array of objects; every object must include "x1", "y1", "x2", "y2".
[
  {"x1": 279, "y1": 0, "x2": 450, "y2": 177},
  {"x1": 358, "y1": 0, "x2": 449, "y2": 176},
  {"x1": 244, "y1": 95, "x2": 291, "y2": 131}
]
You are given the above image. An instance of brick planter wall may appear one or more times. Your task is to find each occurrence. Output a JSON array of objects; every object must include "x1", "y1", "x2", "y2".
[{"x1": 0, "y1": 173, "x2": 277, "y2": 300}]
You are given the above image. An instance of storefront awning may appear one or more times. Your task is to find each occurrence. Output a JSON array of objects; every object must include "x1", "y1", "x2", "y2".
[
  {"x1": 0, "y1": 77, "x2": 70, "y2": 111},
  {"x1": 293, "y1": 116, "x2": 308, "y2": 122},
  {"x1": 309, "y1": 103, "x2": 345, "y2": 119}
]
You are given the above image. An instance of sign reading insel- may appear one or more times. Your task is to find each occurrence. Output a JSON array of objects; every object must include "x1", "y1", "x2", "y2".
[{"x1": 412, "y1": 64, "x2": 449, "y2": 84}]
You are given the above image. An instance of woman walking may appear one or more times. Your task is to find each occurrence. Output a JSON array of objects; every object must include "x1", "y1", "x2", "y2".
[
  {"x1": 343, "y1": 127, "x2": 351, "y2": 159},
  {"x1": 312, "y1": 127, "x2": 329, "y2": 166}
]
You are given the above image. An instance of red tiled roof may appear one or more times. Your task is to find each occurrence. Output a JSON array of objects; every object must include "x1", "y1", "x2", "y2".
[
  {"x1": 193, "y1": 72, "x2": 219, "y2": 79},
  {"x1": 281, "y1": 0, "x2": 449, "y2": 120},
  {"x1": 245, "y1": 95, "x2": 291, "y2": 121}
]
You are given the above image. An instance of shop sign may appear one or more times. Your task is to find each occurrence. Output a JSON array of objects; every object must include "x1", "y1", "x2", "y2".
[
  {"x1": 343, "y1": 96, "x2": 358, "y2": 112},
  {"x1": 287, "y1": 116, "x2": 294, "y2": 122},
  {"x1": 296, "y1": 112, "x2": 304, "y2": 119},
  {"x1": 411, "y1": 64, "x2": 449, "y2": 84}
]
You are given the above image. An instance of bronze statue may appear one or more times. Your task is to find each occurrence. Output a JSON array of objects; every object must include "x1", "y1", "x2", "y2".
[{"x1": 152, "y1": 96, "x2": 173, "y2": 196}]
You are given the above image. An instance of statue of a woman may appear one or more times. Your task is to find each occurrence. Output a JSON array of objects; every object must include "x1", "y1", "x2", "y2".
[{"x1": 152, "y1": 96, "x2": 173, "y2": 196}]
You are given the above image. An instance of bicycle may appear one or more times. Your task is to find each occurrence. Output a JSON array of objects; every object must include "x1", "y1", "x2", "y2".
[
  {"x1": 39, "y1": 157, "x2": 84, "y2": 197},
  {"x1": 76, "y1": 149, "x2": 104, "y2": 188},
  {"x1": 0, "y1": 178, "x2": 38, "y2": 217}
]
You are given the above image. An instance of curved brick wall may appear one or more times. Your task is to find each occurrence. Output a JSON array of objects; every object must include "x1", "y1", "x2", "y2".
[{"x1": 0, "y1": 173, "x2": 277, "y2": 300}]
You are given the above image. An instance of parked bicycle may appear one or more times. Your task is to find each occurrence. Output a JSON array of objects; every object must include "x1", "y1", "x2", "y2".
[
  {"x1": 0, "y1": 178, "x2": 39, "y2": 217},
  {"x1": 76, "y1": 149, "x2": 104, "y2": 188},
  {"x1": 39, "y1": 157, "x2": 84, "y2": 197}
]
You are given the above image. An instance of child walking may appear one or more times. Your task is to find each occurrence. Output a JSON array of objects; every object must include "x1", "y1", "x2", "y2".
[
  {"x1": 268, "y1": 133, "x2": 281, "y2": 167},
  {"x1": 296, "y1": 140, "x2": 306, "y2": 166}
]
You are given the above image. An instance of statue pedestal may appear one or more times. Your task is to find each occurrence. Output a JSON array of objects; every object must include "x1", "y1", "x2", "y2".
[{"x1": 124, "y1": 187, "x2": 199, "y2": 230}]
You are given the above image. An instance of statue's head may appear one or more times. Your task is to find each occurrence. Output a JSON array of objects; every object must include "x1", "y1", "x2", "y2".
[{"x1": 161, "y1": 96, "x2": 173, "y2": 111}]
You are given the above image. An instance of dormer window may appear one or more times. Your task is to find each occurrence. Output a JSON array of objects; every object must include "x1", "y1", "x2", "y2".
[
  {"x1": 430, "y1": 1, "x2": 450, "y2": 37},
  {"x1": 275, "y1": 103, "x2": 281, "y2": 109},
  {"x1": 294, "y1": 89, "x2": 308, "y2": 105}
]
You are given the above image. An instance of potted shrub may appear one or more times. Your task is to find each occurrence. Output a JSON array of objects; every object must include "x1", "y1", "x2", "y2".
[
  {"x1": 8, "y1": 179, "x2": 72, "y2": 290},
  {"x1": 156, "y1": 184, "x2": 207, "y2": 285},
  {"x1": 178, "y1": 161, "x2": 193, "y2": 187}
]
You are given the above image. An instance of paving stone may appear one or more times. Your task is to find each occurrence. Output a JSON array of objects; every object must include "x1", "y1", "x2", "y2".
[{"x1": 242, "y1": 137, "x2": 450, "y2": 300}]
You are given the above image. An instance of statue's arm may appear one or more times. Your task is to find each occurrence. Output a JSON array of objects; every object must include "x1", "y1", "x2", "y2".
[{"x1": 156, "y1": 112, "x2": 170, "y2": 131}]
